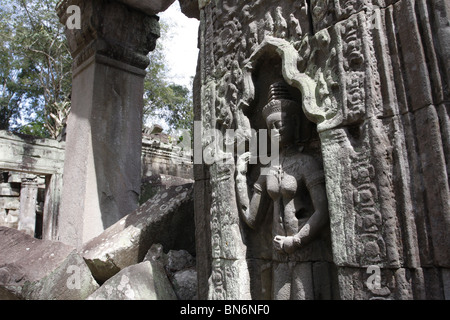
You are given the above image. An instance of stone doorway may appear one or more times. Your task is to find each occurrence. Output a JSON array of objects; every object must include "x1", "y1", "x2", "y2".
[{"x1": 0, "y1": 171, "x2": 47, "y2": 239}]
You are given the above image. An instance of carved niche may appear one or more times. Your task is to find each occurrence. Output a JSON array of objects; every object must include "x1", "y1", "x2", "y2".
[{"x1": 199, "y1": 0, "x2": 340, "y2": 300}]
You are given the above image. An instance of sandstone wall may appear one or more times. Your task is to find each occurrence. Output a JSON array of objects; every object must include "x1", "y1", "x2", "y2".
[{"x1": 192, "y1": 0, "x2": 450, "y2": 300}]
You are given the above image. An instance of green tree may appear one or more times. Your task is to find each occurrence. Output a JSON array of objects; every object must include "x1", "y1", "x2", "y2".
[
  {"x1": 0, "y1": 3, "x2": 28, "y2": 130},
  {"x1": 143, "y1": 22, "x2": 194, "y2": 135},
  {"x1": 0, "y1": 0, "x2": 72, "y2": 138},
  {"x1": 1, "y1": 0, "x2": 193, "y2": 138}
]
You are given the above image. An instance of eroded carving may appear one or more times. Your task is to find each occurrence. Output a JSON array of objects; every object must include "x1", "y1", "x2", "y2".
[
  {"x1": 57, "y1": 0, "x2": 160, "y2": 70},
  {"x1": 236, "y1": 81, "x2": 332, "y2": 299},
  {"x1": 197, "y1": 0, "x2": 450, "y2": 301}
]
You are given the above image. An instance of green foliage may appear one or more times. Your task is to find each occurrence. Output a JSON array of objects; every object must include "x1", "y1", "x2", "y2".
[
  {"x1": 0, "y1": 0, "x2": 71, "y2": 138},
  {"x1": 143, "y1": 22, "x2": 194, "y2": 136},
  {"x1": 1, "y1": 0, "x2": 194, "y2": 138},
  {"x1": 0, "y1": 2, "x2": 27, "y2": 130},
  {"x1": 144, "y1": 76, "x2": 194, "y2": 134}
]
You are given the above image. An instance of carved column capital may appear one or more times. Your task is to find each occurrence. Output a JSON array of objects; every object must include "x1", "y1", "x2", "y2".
[
  {"x1": 116, "y1": 0, "x2": 175, "y2": 16},
  {"x1": 57, "y1": 0, "x2": 160, "y2": 70},
  {"x1": 178, "y1": 0, "x2": 200, "y2": 19}
]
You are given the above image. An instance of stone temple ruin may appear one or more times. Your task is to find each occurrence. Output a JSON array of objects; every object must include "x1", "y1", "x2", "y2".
[{"x1": 0, "y1": 0, "x2": 449, "y2": 300}]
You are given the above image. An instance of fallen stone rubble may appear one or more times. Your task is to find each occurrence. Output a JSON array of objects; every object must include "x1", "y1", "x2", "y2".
[{"x1": 0, "y1": 184, "x2": 197, "y2": 300}]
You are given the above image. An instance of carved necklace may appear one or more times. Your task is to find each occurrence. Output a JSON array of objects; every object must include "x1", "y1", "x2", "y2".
[{"x1": 275, "y1": 144, "x2": 305, "y2": 184}]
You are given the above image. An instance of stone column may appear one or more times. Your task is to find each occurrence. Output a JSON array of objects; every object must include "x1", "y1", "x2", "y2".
[
  {"x1": 56, "y1": 0, "x2": 161, "y2": 248},
  {"x1": 18, "y1": 177, "x2": 39, "y2": 237}
]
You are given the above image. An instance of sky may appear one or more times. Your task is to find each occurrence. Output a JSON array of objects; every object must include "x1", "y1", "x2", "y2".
[
  {"x1": 145, "y1": 1, "x2": 200, "y2": 132},
  {"x1": 158, "y1": 2, "x2": 200, "y2": 88}
]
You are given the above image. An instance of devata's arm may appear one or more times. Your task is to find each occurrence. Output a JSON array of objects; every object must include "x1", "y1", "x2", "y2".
[
  {"x1": 274, "y1": 156, "x2": 329, "y2": 254},
  {"x1": 294, "y1": 180, "x2": 329, "y2": 246},
  {"x1": 236, "y1": 153, "x2": 268, "y2": 229}
]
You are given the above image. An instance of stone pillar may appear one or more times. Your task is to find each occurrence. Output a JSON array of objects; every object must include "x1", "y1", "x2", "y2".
[
  {"x1": 18, "y1": 177, "x2": 39, "y2": 237},
  {"x1": 56, "y1": 0, "x2": 160, "y2": 248}
]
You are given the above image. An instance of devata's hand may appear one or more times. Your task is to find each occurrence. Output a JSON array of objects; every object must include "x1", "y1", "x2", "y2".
[
  {"x1": 273, "y1": 235, "x2": 299, "y2": 254},
  {"x1": 236, "y1": 152, "x2": 252, "y2": 175}
]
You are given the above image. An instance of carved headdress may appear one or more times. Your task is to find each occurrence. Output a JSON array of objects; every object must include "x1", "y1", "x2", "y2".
[{"x1": 262, "y1": 81, "x2": 300, "y2": 122}]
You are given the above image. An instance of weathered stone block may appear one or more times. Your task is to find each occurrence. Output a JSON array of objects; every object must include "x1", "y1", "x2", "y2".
[
  {"x1": 0, "y1": 209, "x2": 19, "y2": 229},
  {"x1": 6, "y1": 173, "x2": 45, "y2": 185},
  {"x1": 336, "y1": 266, "x2": 421, "y2": 300},
  {"x1": 172, "y1": 268, "x2": 197, "y2": 300},
  {"x1": 144, "y1": 243, "x2": 198, "y2": 300},
  {"x1": 164, "y1": 249, "x2": 196, "y2": 273},
  {"x1": 18, "y1": 179, "x2": 38, "y2": 237},
  {"x1": 150, "y1": 247, "x2": 198, "y2": 300},
  {"x1": 87, "y1": 261, "x2": 177, "y2": 300},
  {"x1": 82, "y1": 184, "x2": 194, "y2": 283},
  {"x1": 179, "y1": 0, "x2": 200, "y2": 19},
  {"x1": 0, "y1": 198, "x2": 20, "y2": 211},
  {"x1": 117, "y1": 0, "x2": 175, "y2": 15},
  {"x1": 0, "y1": 184, "x2": 20, "y2": 197},
  {"x1": 395, "y1": 0, "x2": 434, "y2": 111},
  {"x1": 413, "y1": 105, "x2": 450, "y2": 267},
  {"x1": 56, "y1": 0, "x2": 161, "y2": 248},
  {"x1": 194, "y1": 0, "x2": 450, "y2": 300},
  {"x1": 0, "y1": 227, "x2": 98, "y2": 300},
  {"x1": 442, "y1": 268, "x2": 450, "y2": 300},
  {"x1": 0, "y1": 131, "x2": 65, "y2": 176}
]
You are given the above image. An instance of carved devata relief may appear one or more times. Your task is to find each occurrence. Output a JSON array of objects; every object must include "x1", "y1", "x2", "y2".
[
  {"x1": 201, "y1": 0, "x2": 342, "y2": 300},
  {"x1": 235, "y1": 80, "x2": 334, "y2": 300},
  {"x1": 202, "y1": 0, "x2": 407, "y2": 300}
]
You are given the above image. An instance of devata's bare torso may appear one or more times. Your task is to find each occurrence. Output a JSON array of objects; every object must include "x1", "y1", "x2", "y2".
[{"x1": 264, "y1": 151, "x2": 315, "y2": 238}]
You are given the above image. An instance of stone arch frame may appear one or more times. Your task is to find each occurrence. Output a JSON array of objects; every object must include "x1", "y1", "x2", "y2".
[{"x1": 238, "y1": 34, "x2": 343, "y2": 133}]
